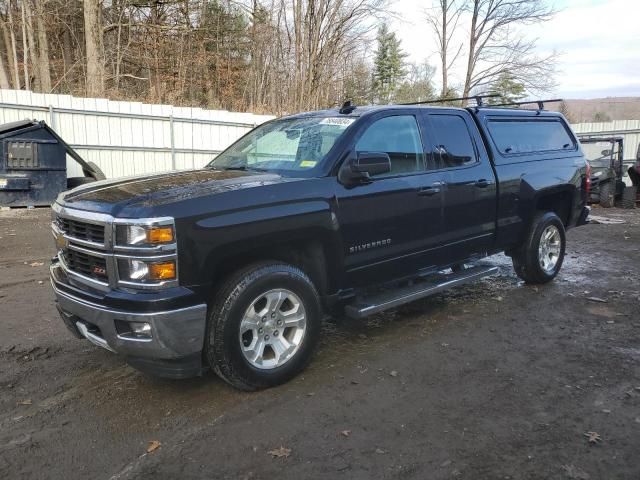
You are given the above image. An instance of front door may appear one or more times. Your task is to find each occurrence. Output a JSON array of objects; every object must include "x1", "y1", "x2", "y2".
[{"x1": 334, "y1": 112, "x2": 446, "y2": 287}]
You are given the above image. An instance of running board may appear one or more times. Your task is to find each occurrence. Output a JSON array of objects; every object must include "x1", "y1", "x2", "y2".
[{"x1": 344, "y1": 265, "x2": 499, "y2": 319}]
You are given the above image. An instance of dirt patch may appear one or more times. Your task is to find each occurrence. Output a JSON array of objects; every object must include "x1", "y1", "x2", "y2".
[{"x1": 1, "y1": 208, "x2": 639, "y2": 479}]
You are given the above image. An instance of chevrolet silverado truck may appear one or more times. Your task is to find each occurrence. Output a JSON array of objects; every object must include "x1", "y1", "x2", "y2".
[{"x1": 50, "y1": 102, "x2": 590, "y2": 390}]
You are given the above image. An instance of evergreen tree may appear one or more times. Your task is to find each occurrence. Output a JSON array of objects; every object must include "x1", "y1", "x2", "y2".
[
  {"x1": 486, "y1": 72, "x2": 526, "y2": 105},
  {"x1": 372, "y1": 24, "x2": 407, "y2": 104}
]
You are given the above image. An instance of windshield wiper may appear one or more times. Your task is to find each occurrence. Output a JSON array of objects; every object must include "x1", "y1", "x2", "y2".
[{"x1": 216, "y1": 165, "x2": 269, "y2": 172}]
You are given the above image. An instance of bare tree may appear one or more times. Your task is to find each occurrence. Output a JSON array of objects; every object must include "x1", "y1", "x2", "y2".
[
  {"x1": 84, "y1": 0, "x2": 104, "y2": 96},
  {"x1": 0, "y1": 39, "x2": 9, "y2": 87},
  {"x1": 1, "y1": 6, "x2": 20, "y2": 88},
  {"x1": 462, "y1": 0, "x2": 557, "y2": 98},
  {"x1": 426, "y1": 0, "x2": 464, "y2": 97},
  {"x1": 35, "y1": 0, "x2": 51, "y2": 91}
]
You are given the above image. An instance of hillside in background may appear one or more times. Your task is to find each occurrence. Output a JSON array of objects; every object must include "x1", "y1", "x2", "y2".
[{"x1": 549, "y1": 97, "x2": 640, "y2": 123}]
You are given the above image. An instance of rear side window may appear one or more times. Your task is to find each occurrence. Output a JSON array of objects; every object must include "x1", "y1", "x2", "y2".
[
  {"x1": 488, "y1": 119, "x2": 575, "y2": 155},
  {"x1": 428, "y1": 114, "x2": 477, "y2": 169}
]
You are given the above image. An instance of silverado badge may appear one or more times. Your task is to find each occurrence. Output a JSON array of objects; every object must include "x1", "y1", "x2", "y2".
[{"x1": 349, "y1": 238, "x2": 391, "y2": 254}]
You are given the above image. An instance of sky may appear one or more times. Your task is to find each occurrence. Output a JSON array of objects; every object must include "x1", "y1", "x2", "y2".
[{"x1": 389, "y1": 0, "x2": 640, "y2": 99}]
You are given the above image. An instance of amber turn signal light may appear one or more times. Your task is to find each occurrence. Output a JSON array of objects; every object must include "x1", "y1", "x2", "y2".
[
  {"x1": 148, "y1": 261, "x2": 176, "y2": 280},
  {"x1": 147, "y1": 226, "x2": 174, "y2": 244}
]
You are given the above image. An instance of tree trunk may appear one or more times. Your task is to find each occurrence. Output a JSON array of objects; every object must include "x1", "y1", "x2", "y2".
[
  {"x1": 36, "y1": 0, "x2": 51, "y2": 92},
  {"x1": 1, "y1": 16, "x2": 20, "y2": 88},
  {"x1": 440, "y1": 1, "x2": 447, "y2": 97},
  {"x1": 24, "y1": 0, "x2": 40, "y2": 90},
  {"x1": 83, "y1": 0, "x2": 104, "y2": 96},
  {"x1": 462, "y1": 0, "x2": 479, "y2": 98},
  {"x1": 20, "y1": 2, "x2": 30, "y2": 90},
  {"x1": 0, "y1": 44, "x2": 10, "y2": 88}
]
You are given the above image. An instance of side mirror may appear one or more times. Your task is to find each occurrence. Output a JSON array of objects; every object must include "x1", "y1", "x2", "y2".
[
  {"x1": 601, "y1": 149, "x2": 612, "y2": 156},
  {"x1": 339, "y1": 152, "x2": 391, "y2": 185}
]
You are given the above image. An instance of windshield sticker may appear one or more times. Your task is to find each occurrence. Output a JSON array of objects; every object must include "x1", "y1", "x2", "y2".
[
  {"x1": 299, "y1": 160, "x2": 317, "y2": 168},
  {"x1": 320, "y1": 117, "x2": 355, "y2": 127}
]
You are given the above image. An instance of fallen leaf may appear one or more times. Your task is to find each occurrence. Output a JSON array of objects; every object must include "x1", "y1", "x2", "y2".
[
  {"x1": 375, "y1": 448, "x2": 386, "y2": 454},
  {"x1": 586, "y1": 297, "x2": 607, "y2": 303},
  {"x1": 268, "y1": 446, "x2": 291, "y2": 458},
  {"x1": 147, "y1": 440, "x2": 161, "y2": 453},
  {"x1": 17, "y1": 399, "x2": 32, "y2": 406},
  {"x1": 583, "y1": 431, "x2": 602, "y2": 444},
  {"x1": 341, "y1": 430, "x2": 351, "y2": 437},
  {"x1": 389, "y1": 370, "x2": 398, "y2": 377}
]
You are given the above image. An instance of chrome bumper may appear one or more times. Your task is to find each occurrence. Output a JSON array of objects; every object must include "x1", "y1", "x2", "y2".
[{"x1": 51, "y1": 271, "x2": 208, "y2": 360}]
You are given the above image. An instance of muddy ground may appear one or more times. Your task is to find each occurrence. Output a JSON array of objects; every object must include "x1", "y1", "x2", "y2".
[{"x1": 0, "y1": 207, "x2": 638, "y2": 480}]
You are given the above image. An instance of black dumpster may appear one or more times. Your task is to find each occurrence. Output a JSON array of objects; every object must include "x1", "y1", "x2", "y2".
[{"x1": 0, "y1": 120, "x2": 104, "y2": 207}]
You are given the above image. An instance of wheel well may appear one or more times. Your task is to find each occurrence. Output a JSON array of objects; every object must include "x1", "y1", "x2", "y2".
[
  {"x1": 211, "y1": 240, "x2": 330, "y2": 296},
  {"x1": 535, "y1": 190, "x2": 572, "y2": 226}
]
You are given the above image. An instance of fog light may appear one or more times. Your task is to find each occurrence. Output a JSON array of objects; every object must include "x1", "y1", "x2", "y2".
[
  {"x1": 115, "y1": 320, "x2": 152, "y2": 340},
  {"x1": 131, "y1": 322, "x2": 152, "y2": 337}
]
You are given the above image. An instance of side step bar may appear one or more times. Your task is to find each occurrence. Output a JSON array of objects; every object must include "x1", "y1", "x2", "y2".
[{"x1": 344, "y1": 265, "x2": 499, "y2": 319}]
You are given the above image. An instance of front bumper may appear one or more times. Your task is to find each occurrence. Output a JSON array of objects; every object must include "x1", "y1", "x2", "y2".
[{"x1": 51, "y1": 262, "x2": 208, "y2": 378}]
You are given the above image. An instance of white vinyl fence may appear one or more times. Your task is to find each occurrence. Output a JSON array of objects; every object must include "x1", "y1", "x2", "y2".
[{"x1": 0, "y1": 90, "x2": 274, "y2": 179}]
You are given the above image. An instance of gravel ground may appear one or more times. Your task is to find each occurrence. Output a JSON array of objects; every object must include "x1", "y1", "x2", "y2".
[{"x1": 0, "y1": 207, "x2": 639, "y2": 480}]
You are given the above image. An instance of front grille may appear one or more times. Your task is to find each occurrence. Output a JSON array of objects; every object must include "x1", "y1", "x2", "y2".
[
  {"x1": 58, "y1": 217, "x2": 105, "y2": 244},
  {"x1": 62, "y1": 249, "x2": 108, "y2": 282}
]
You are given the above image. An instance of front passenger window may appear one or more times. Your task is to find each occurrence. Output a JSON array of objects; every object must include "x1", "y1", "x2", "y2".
[{"x1": 355, "y1": 115, "x2": 425, "y2": 177}]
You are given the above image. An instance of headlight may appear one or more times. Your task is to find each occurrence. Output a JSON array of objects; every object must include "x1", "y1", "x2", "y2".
[
  {"x1": 116, "y1": 224, "x2": 174, "y2": 246},
  {"x1": 118, "y1": 258, "x2": 176, "y2": 283}
]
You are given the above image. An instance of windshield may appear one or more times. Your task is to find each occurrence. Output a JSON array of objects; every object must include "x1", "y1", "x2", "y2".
[
  {"x1": 208, "y1": 116, "x2": 355, "y2": 174},
  {"x1": 581, "y1": 141, "x2": 615, "y2": 168}
]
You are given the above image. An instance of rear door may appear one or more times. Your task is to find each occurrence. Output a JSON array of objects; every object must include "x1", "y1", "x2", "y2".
[
  {"x1": 424, "y1": 110, "x2": 497, "y2": 260},
  {"x1": 335, "y1": 111, "x2": 446, "y2": 286}
]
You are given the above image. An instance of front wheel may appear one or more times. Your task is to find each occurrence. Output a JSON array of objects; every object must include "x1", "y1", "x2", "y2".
[
  {"x1": 511, "y1": 212, "x2": 566, "y2": 284},
  {"x1": 206, "y1": 262, "x2": 322, "y2": 391},
  {"x1": 599, "y1": 181, "x2": 614, "y2": 208}
]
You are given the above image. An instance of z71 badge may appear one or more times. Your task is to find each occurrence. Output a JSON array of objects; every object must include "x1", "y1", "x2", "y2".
[{"x1": 349, "y1": 238, "x2": 391, "y2": 254}]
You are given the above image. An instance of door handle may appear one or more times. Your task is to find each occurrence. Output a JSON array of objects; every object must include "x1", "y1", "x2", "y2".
[
  {"x1": 474, "y1": 179, "x2": 492, "y2": 188},
  {"x1": 418, "y1": 184, "x2": 442, "y2": 196}
]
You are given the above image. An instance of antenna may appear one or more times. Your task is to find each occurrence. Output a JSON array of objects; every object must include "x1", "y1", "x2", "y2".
[{"x1": 339, "y1": 100, "x2": 356, "y2": 114}]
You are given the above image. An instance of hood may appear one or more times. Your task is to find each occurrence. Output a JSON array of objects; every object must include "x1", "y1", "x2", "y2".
[{"x1": 60, "y1": 169, "x2": 293, "y2": 214}]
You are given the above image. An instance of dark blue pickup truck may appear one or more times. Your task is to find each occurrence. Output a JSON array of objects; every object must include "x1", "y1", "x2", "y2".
[{"x1": 50, "y1": 102, "x2": 590, "y2": 389}]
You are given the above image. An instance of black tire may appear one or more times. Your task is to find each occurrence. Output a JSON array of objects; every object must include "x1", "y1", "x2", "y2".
[
  {"x1": 511, "y1": 212, "x2": 566, "y2": 284},
  {"x1": 599, "y1": 181, "x2": 614, "y2": 208},
  {"x1": 206, "y1": 261, "x2": 322, "y2": 391},
  {"x1": 66, "y1": 176, "x2": 95, "y2": 190},
  {"x1": 622, "y1": 186, "x2": 637, "y2": 209}
]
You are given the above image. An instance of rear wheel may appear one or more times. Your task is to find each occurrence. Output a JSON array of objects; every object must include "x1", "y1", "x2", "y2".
[
  {"x1": 599, "y1": 181, "x2": 614, "y2": 208},
  {"x1": 206, "y1": 262, "x2": 322, "y2": 391},
  {"x1": 511, "y1": 212, "x2": 566, "y2": 284}
]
